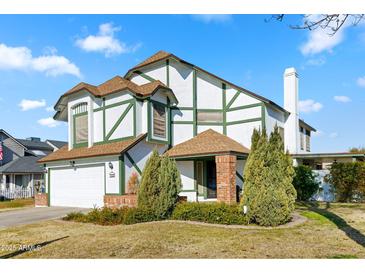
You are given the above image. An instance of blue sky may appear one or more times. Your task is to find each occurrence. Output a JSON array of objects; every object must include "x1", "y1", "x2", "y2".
[{"x1": 0, "y1": 14, "x2": 364, "y2": 152}]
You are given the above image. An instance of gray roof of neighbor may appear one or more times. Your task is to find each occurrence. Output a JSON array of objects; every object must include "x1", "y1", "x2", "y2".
[
  {"x1": 16, "y1": 139, "x2": 53, "y2": 151},
  {"x1": 46, "y1": 140, "x2": 68, "y2": 149},
  {"x1": 0, "y1": 156, "x2": 44, "y2": 174}
]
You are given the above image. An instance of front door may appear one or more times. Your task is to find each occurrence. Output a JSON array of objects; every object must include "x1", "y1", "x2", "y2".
[{"x1": 206, "y1": 160, "x2": 217, "y2": 198}]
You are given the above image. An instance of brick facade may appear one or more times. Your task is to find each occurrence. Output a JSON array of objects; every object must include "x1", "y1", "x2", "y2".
[
  {"x1": 215, "y1": 154, "x2": 237, "y2": 204},
  {"x1": 104, "y1": 194, "x2": 137, "y2": 208},
  {"x1": 35, "y1": 193, "x2": 48, "y2": 207}
]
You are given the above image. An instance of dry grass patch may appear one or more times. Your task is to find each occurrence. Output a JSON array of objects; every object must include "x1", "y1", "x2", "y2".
[
  {"x1": 0, "y1": 202, "x2": 365, "y2": 259},
  {"x1": 0, "y1": 198, "x2": 34, "y2": 211}
]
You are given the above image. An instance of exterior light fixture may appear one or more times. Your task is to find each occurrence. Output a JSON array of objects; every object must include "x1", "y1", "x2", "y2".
[
  {"x1": 70, "y1": 161, "x2": 75, "y2": 167},
  {"x1": 108, "y1": 162, "x2": 113, "y2": 170}
]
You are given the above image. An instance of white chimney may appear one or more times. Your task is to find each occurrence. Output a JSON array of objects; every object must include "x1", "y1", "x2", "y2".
[{"x1": 284, "y1": 67, "x2": 299, "y2": 154}]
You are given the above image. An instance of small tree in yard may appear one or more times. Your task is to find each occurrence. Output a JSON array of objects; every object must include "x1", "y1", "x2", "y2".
[
  {"x1": 241, "y1": 126, "x2": 296, "y2": 226},
  {"x1": 326, "y1": 162, "x2": 365, "y2": 202},
  {"x1": 293, "y1": 165, "x2": 319, "y2": 201},
  {"x1": 137, "y1": 149, "x2": 182, "y2": 219},
  {"x1": 155, "y1": 156, "x2": 182, "y2": 218},
  {"x1": 137, "y1": 149, "x2": 161, "y2": 211}
]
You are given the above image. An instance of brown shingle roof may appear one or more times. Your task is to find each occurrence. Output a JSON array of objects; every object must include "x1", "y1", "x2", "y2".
[
  {"x1": 64, "y1": 76, "x2": 171, "y2": 98},
  {"x1": 132, "y1": 50, "x2": 171, "y2": 70},
  {"x1": 38, "y1": 134, "x2": 147, "y2": 163},
  {"x1": 165, "y1": 129, "x2": 250, "y2": 158},
  {"x1": 124, "y1": 51, "x2": 289, "y2": 115}
]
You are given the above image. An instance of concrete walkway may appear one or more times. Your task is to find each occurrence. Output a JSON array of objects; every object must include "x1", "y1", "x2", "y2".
[{"x1": 0, "y1": 207, "x2": 89, "y2": 229}]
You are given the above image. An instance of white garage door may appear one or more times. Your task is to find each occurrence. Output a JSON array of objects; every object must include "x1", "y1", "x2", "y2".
[{"x1": 50, "y1": 164, "x2": 105, "y2": 208}]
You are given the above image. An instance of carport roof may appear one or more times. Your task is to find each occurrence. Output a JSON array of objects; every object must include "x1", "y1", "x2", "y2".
[{"x1": 38, "y1": 134, "x2": 147, "y2": 163}]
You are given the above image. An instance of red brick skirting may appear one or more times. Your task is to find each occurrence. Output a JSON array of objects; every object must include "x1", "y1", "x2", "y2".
[
  {"x1": 104, "y1": 194, "x2": 137, "y2": 208},
  {"x1": 35, "y1": 193, "x2": 48, "y2": 207},
  {"x1": 215, "y1": 155, "x2": 237, "y2": 204}
]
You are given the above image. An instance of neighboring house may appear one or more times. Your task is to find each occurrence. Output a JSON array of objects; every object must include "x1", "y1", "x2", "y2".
[
  {"x1": 38, "y1": 50, "x2": 320, "y2": 208},
  {"x1": 0, "y1": 129, "x2": 66, "y2": 194}
]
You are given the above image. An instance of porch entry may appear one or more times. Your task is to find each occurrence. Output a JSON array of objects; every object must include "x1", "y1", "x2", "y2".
[{"x1": 195, "y1": 159, "x2": 217, "y2": 199}]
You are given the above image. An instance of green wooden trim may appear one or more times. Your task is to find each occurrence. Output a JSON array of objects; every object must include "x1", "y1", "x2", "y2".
[
  {"x1": 73, "y1": 142, "x2": 88, "y2": 148},
  {"x1": 105, "y1": 102, "x2": 133, "y2": 141},
  {"x1": 134, "y1": 70, "x2": 155, "y2": 82},
  {"x1": 180, "y1": 189, "x2": 197, "y2": 193},
  {"x1": 119, "y1": 155, "x2": 125, "y2": 195},
  {"x1": 236, "y1": 171, "x2": 244, "y2": 183},
  {"x1": 193, "y1": 69, "x2": 197, "y2": 136},
  {"x1": 102, "y1": 98, "x2": 106, "y2": 141},
  {"x1": 94, "y1": 98, "x2": 134, "y2": 112},
  {"x1": 147, "y1": 99, "x2": 152, "y2": 140},
  {"x1": 171, "y1": 121, "x2": 194, "y2": 125},
  {"x1": 226, "y1": 102, "x2": 262, "y2": 112},
  {"x1": 225, "y1": 90, "x2": 240, "y2": 109},
  {"x1": 167, "y1": 97, "x2": 172, "y2": 147},
  {"x1": 197, "y1": 122, "x2": 223, "y2": 126},
  {"x1": 125, "y1": 152, "x2": 142, "y2": 176},
  {"x1": 197, "y1": 108, "x2": 223, "y2": 112},
  {"x1": 226, "y1": 117, "x2": 262, "y2": 126},
  {"x1": 222, "y1": 83, "x2": 227, "y2": 135},
  {"x1": 94, "y1": 136, "x2": 135, "y2": 145},
  {"x1": 171, "y1": 106, "x2": 194, "y2": 111},
  {"x1": 261, "y1": 102, "x2": 266, "y2": 131},
  {"x1": 133, "y1": 99, "x2": 137, "y2": 137},
  {"x1": 47, "y1": 168, "x2": 51, "y2": 206},
  {"x1": 166, "y1": 59, "x2": 170, "y2": 87}
]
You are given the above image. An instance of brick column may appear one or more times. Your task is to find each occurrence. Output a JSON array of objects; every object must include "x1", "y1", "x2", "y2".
[
  {"x1": 215, "y1": 155, "x2": 237, "y2": 204},
  {"x1": 35, "y1": 193, "x2": 48, "y2": 207}
]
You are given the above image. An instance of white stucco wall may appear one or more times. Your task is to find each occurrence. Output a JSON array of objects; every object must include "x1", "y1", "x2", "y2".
[
  {"x1": 172, "y1": 124, "x2": 194, "y2": 145},
  {"x1": 226, "y1": 121, "x2": 262, "y2": 149},
  {"x1": 196, "y1": 72, "x2": 222, "y2": 109},
  {"x1": 169, "y1": 59, "x2": 194, "y2": 107},
  {"x1": 226, "y1": 106, "x2": 261, "y2": 123}
]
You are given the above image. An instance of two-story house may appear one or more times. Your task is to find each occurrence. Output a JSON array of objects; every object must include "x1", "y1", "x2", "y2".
[{"x1": 38, "y1": 50, "x2": 316, "y2": 208}]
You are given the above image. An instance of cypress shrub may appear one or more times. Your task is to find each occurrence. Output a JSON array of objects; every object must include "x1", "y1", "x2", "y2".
[
  {"x1": 155, "y1": 156, "x2": 182, "y2": 218},
  {"x1": 293, "y1": 165, "x2": 319, "y2": 201},
  {"x1": 241, "y1": 126, "x2": 296, "y2": 226},
  {"x1": 137, "y1": 149, "x2": 161, "y2": 210}
]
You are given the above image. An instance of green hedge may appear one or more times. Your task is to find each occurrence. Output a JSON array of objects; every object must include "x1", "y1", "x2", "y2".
[
  {"x1": 171, "y1": 202, "x2": 248, "y2": 225},
  {"x1": 63, "y1": 207, "x2": 156, "y2": 226}
]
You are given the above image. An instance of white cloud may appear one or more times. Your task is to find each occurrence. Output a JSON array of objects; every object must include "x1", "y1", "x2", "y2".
[
  {"x1": 46, "y1": 106, "x2": 54, "y2": 112},
  {"x1": 19, "y1": 99, "x2": 46, "y2": 111},
  {"x1": 334, "y1": 95, "x2": 351, "y2": 103},
  {"x1": 329, "y1": 132, "x2": 338, "y2": 138},
  {"x1": 305, "y1": 56, "x2": 326, "y2": 66},
  {"x1": 191, "y1": 15, "x2": 232, "y2": 23},
  {"x1": 299, "y1": 99, "x2": 323, "y2": 113},
  {"x1": 75, "y1": 23, "x2": 140, "y2": 57},
  {"x1": 300, "y1": 15, "x2": 350, "y2": 55},
  {"x1": 357, "y1": 76, "x2": 365, "y2": 88},
  {"x1": 37, "y1": 117, "x2": 60, "y2": 128},
  {"x1": 0, "y1": 43, "x2": 81, "y2": 77}
]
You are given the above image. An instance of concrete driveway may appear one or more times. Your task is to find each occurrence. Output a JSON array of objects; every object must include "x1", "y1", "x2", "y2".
[{"x1": 0, "y1": 207, "x2": 89, "y2": 229}]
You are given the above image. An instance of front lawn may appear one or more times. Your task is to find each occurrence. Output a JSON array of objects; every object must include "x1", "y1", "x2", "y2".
[
  {"x1": 0, "y1": 202, "x2": 365, "y2": 258},
  {"x1": 0, "y1": 198, "x2": 34, "y2": 211}
]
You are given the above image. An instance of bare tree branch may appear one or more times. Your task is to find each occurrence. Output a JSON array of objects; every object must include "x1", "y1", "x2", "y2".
[{"x1": 271, "y1": 14, "x2": 365, "y2": 35}]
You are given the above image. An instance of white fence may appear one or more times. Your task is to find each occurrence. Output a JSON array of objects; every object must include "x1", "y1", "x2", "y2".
[{"x1": 0, "y1": 188, "x2": 34, "y2": 200}]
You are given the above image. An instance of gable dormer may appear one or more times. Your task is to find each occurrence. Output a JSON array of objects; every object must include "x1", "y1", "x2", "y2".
[{"x1": 53, "y1": 76, "x2": 177, "y2": 149}]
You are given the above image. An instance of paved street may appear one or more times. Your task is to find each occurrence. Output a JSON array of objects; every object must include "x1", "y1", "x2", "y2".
[{"x1": 0, "y1": 207, "x2": 89, "y2": 228}]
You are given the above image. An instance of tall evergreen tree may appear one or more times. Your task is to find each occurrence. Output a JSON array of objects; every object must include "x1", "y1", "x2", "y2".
[
  {"x1": 156, "y1": 156, "x2": 182, "y2": 218},
  {"x1": 241, "y1": 126, "x2": 296, "y2": 226},
  {"x1": 137, "y1": 149, "x2": 161, "y2": 211}
]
